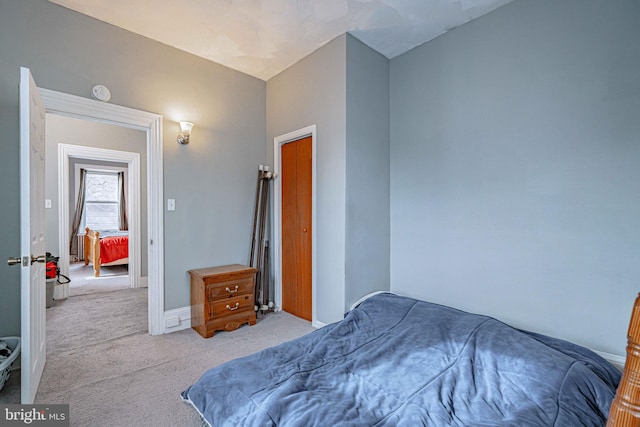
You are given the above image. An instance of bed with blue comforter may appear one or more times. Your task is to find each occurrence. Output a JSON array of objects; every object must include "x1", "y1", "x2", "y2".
[{"x1": 182, "y1": 293, "x2": 621, "y2": 426}]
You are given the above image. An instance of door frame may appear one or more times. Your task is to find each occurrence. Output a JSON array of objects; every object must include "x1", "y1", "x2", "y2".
[
  {"x1": 272, "y1": 125, "x2": 318, "y2": 327},
  {"x1": 40, "y1": 88, "x2": 165, "y2": 335},
  {"x1": 58, "y1": 144, "x2": 141, "y2": 297}
]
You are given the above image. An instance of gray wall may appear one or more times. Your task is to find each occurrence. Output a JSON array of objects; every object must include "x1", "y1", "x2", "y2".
[
  {"x1": 345, "y1": 35, "x2": 391, "y2": 308},
  {"x1": 0, "y1": 0, "x2": 265, "y2": 335},
  {"x1": 267, "y1": 35, "x2": 348, "y2": 323},
  {"x1": 267, "y1": 34, "x2": 391, "y2": 323},
  {"x1": 390, "y1": 0, "x2": 640, "y2": 354},
  {"x1": 45, "y1": 115, "x2": 148, "y2": 275}
]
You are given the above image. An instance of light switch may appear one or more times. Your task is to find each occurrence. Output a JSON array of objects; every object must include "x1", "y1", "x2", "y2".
[
  {"x1": 167, "y1": 199, "x2": 175, "y2": 211},
  {"x1": 45, "y1": 199, "x2": 52, "y2": 209}
]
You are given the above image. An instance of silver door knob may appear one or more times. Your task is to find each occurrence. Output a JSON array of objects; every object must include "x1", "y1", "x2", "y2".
[
  {"x1": 7, "y1": 257, "x2": 23, "y2": 266},
  {"x1": 31, "y1": 255, "x2": 46, "y2": 265}
]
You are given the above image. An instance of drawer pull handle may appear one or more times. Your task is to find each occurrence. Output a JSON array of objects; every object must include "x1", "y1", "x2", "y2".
[
  {"x1": 226, "y1": 303, "x2": 240, "y2": 311},
  {"x1": 225, "y1": 285, "x2": 239, "y2": 294}
]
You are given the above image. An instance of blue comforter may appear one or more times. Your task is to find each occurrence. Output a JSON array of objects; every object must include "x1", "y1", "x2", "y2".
[{"x1": 182, "y1": 293, "x2": 620, "y2": 426}]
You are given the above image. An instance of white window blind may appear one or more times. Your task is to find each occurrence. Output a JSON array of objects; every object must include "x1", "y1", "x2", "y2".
[{"x1": 84, "y1": 172, "x2": 120, "y2": 231}]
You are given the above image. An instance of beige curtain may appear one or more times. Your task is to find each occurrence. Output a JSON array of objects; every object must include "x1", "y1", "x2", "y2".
[
  {"x1": 69, "y1": 168, "x2": 87, "y2": 256},
  {"x1": 119, "y1": 171, "x2": 128, "y2": 231}
]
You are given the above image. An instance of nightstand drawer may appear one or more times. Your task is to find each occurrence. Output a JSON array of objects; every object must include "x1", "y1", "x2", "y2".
[
  {"x1": 207, "y1": 278, "x2": 253, "y2": 301},
  {"x1": 210, "y1": 294, "x2": 254, "y2": 319}
]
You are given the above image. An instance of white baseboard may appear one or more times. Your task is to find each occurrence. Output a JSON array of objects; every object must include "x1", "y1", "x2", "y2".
[
  {"x1": 312, "y1": 320, "x2": 327, "y2": 329},
  {"x1": 595, "y1": 350, "x2": 625, "y2": 372},
  {"x1": 137, "y1": 276, "x2": 148, "y2": 288},
  {"x1": 162, "y1": 306, "x2": 191, "y2": 334}
]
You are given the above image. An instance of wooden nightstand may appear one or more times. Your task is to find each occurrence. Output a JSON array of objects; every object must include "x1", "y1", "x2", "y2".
[{"x1": 188, "y1": 264, "x2": 257, "y2": 338}]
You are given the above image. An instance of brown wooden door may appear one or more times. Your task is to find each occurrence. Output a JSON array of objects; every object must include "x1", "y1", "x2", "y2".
[{"x1": 281, "y1": 136, "x2": 312, "y2": 321}]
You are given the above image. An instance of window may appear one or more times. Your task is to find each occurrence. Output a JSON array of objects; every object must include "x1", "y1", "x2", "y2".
[{"x1": 84, "y1": 171, "x2": 120, "y2": 231}]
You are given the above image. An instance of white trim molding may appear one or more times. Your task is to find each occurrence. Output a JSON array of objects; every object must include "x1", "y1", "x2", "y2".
[
  {"x1": 313, "y1": 320, "x2": 327, "y2": 329},
  {"x1": 163, "y1": 306, "x2": 192, "y2": 333},
  {"x1": 138, "y1": 276, "x2": 149, "y2": 288},
  {"x1": 272, "y1": 125, "x2": 318, "y2": 326},
  {"x1": 40, "y1": 88, "x2": 165, "y2": 336},
  {"x1": 595, "y1": 350, "x2": 625, "y2": 372},
  {"x1": 58, "y1": 144, "x2": 140, "y2": 298}
]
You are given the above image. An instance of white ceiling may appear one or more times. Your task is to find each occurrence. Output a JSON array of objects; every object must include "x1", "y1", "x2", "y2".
[{"x1": 49, "y1": 0, "x2": 513, "y2": 81}]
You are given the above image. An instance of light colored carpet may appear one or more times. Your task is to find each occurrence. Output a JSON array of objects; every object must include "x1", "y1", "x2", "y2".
[
  {"x1": 0, "y1": 264, "x2": 132, "y2": 405},
  {"x1": 68, "y1": 263, "x2": 130, "y2": 296},
  {"x1": 35, "y1": 288, "x2": 316, "y2": 426}
]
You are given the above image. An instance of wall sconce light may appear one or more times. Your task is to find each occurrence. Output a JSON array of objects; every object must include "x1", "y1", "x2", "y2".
[{"x1": 177, "y1": 121, "x2": 194, "y2": 145}]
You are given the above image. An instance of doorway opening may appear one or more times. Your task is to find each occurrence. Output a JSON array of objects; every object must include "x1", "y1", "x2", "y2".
[
  {"x1": 40, "y1": 87, "x2": 165, "y2": 335},
  {"x1": 54, "y1": 141, "x2": 142, "y2": 299},
  {"x1": 69, "y1": 163, "x2": 130, "y2": 290},
  {"x1": 55, "y1": 141, "x2": 143, "y2": 297},
  {"x1": 69, "y1": 164, "x2": 130, "y2": 297}
]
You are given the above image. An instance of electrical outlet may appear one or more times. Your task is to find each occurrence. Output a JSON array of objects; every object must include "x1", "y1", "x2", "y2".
[
  {"x1": 45, "y1": 199, "x2": 52, "y2": 209},
  {"x1": 167, "y1": 199, "x2": 175, "y2": 211}
]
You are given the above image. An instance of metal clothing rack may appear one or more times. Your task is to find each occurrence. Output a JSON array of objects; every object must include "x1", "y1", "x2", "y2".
[{"x1": 249, "y1": 165, "x2": 275, "y2": 315}]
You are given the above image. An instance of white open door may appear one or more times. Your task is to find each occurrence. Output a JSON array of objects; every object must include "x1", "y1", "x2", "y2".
[{"x1": 19, "y1": 66, "x2": 47, "y2": 404}]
